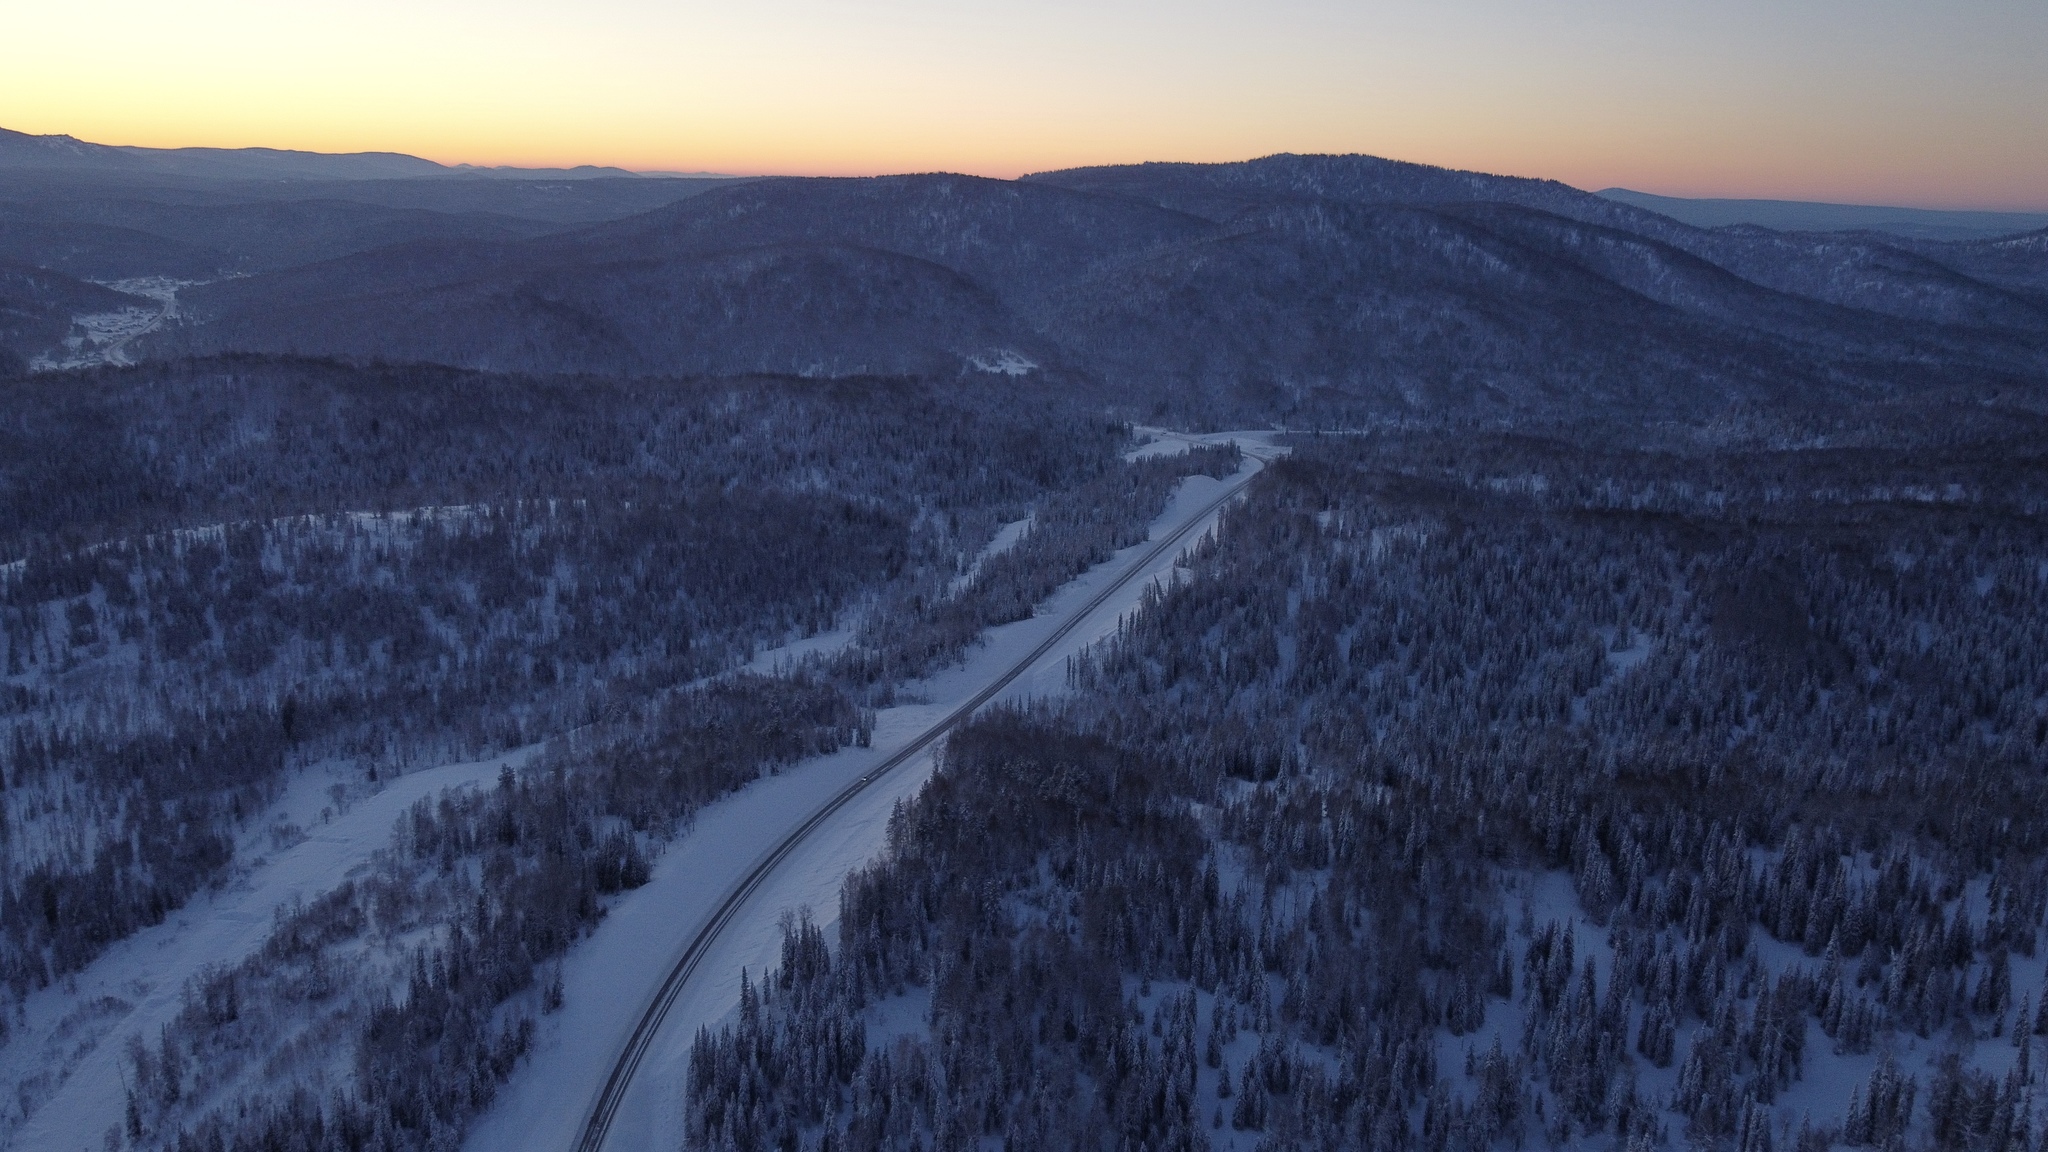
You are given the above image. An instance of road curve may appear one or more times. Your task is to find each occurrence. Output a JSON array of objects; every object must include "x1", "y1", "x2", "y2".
[{"x1": 575, "y1": 446, "x2": 1271, "y2": 1152}]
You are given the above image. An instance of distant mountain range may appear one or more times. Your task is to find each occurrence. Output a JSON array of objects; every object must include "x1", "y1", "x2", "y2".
[
  {"x1": 11, "y1": 126, "x2": 2038, "y2": 238},
  {"x1": 0, "y1": 126, "x2": 730, "y2": 183},
  {"x1": 1600, "y1": 188, "x2": 2048, "y2": 241},
  {"x1": 3, "y1": 131, "x2": 2043, "y2": 423}
]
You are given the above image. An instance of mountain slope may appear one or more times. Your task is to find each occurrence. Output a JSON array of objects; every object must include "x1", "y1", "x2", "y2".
[
  {"x1": 174, "y1": 244, "x2": 1039, "y2": 379},
  {"x1": 1900, "y1": 228, "x2": 2048, "y2": 298},
  {"x1": 1029, "y1": 201, "x2": 1864, "y2": 417},
  {"x1": 0, "y1": 198, "x2": 561, "y2": 279},
  {"x1": 0, "y1": 126, "x2": 445, "y2": 182},
  {"x1": 557, "y1": 174, "x2": 1216, "y2": 302},
  {"x1": 1031, "y1": 154, "x2": 2048, "y2": 333},
  {"x1": 47, "y1": 156, "x2": 2028, "y2": 420}
]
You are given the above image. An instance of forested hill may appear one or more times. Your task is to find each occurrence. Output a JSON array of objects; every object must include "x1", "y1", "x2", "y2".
[
  {"x1": 0, "y1": 152, "x2": 2037, "y2": 424},
  {"x1": 690, "y1": 408, "x2": 2048, "y2": 1152}
]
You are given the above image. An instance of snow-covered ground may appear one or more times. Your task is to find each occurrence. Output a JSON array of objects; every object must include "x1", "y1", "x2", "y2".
[
  {"x1": 4, "y1": 747, "x2": 532, "y2": 1152},
  {"x1": 1126, "y1": 427, "x2": 1290, "y2": 463},
  {"x1": 466, "y1": 440, "x2": 1282, "y2": 1152},
  {"x1": 1, "y1": 502, "x2": 493, "y2": 583},
  {"x1": 735, "y1": 625, "x2": 858, "y2": 677}
]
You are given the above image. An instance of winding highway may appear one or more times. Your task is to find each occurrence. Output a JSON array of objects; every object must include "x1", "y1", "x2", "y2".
[{"x1": 574, "y1": 436, "x2": 1277, "y2": 1152}]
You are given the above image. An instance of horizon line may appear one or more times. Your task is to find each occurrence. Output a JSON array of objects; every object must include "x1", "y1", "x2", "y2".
[{"x1": 8, "y1": 125, "x2": 2048, "y2": 216}]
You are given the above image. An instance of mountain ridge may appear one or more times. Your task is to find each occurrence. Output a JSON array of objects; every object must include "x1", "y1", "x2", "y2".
[
  {"x1": 1599, "y1": 187, "x2": 2048, "y2": 240},
  {"x1": 0, "y1": 126, "x2": 721, "y2": 183},
  {"x1": 1, "y1": 144, "x2": 2039, "y2": 424}
]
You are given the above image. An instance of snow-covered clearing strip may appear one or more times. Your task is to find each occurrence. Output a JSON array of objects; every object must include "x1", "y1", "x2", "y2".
[
  {"x1": 735, "y1": 625, "x2": 859, "y2": 677},
  {"x1": 7, "y1": 603, "x2": 884, "y2": 1150},
  {"x1": 1124, "y1": 426, "x2": 1284, "y2": 462},
  {"x1": 466, "y1": 445, "x2": 1282, "y2": 1152},
  {"x1": 5, "y1": 747, "x2": 532, "y2": 1152},
  {"x1": 947, "y1": 514, "x2": 1032, "y2": 596}
]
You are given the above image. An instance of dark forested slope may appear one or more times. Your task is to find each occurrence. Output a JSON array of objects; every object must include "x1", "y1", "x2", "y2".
[
  {"x1": 1031, "y1": 154, "x2": 2048, "y2": 334},
  {"x1": 120, "y1": 157, "x2": 2048, "y2": 424},
  {"x1": 693, "y1": 409, "x2": 2048, "y2": 1152}
]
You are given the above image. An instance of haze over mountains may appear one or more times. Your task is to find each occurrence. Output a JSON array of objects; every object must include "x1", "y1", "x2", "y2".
[
  {"x1": 0, "y1": 126, "x2": 727, "y2": 183},
  {"x1": 2, "y1": 127, "x2": 2045, "y2": 423},
  {"x1": 1597, "y1": 189, "x2": 2048, "y2": 242}
]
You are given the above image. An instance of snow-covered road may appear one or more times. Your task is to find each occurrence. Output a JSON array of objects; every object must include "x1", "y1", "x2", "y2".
[{"x1": 468, "y1": 431, "x2": 1281, "y2": 1152}]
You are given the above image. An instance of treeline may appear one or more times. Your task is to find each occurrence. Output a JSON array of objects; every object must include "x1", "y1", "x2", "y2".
[
  {"x1": 692, "y1": 413, "x2": 2048, "y2": 1151},
  {"x1": 0, "y1": 355, "x2": 1117, "y2": 558}
]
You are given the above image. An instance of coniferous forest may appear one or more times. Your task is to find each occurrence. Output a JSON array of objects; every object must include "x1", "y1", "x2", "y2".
[{"x1": 688, "y1": 415, "x2": 2048, "y2": 1152}]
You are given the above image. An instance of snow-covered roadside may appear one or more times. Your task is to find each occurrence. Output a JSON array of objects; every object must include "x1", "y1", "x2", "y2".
[
  {"x1": 5, "y1": 748, "x2": 533, "y2": 1152},
  {"x1": 465, "y1": 447, "x2": 1278, "y2": 1152}
]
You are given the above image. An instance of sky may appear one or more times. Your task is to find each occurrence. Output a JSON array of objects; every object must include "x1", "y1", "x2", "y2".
[{"x1": 4, "y1": 0, "x2": 2045, "y2": 209}]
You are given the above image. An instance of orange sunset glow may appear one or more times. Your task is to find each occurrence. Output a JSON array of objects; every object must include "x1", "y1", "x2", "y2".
[{"x1": 6, "y1": 0, "x2": 2047, "y2": 208}]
